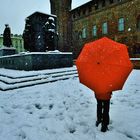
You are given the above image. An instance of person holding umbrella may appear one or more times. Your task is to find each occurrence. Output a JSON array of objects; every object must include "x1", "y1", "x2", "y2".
[
  {"x1": 76, "y1": 37, "x2": 133, "y2": 132},
  {"x1": 95, "y1": 91, "x2": 112, "y2": 132}
]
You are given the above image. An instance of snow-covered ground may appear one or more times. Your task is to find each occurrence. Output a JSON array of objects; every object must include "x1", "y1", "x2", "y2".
[{"x1": 0, "y1": 68, "x2": 140, "y2": 140}]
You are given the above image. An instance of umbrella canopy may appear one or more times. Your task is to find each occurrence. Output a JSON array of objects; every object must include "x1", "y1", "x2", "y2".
[{"x1": 76, "y1": 37, "x2": 133, "y2": 94}]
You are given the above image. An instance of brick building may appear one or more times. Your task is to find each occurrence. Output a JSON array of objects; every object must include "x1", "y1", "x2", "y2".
[{"x1": 50, "y1": 0, "x2": 140, "y2": 58}]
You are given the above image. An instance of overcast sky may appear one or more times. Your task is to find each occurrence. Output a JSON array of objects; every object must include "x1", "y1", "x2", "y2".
[{"x1": 0, "y1": 0, "x2": 91, "y2": 35}]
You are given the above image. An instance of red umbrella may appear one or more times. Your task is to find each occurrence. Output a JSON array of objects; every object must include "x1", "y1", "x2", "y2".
[{"x1": 76, "y1": 37, "x2": 133, "y2": 94}]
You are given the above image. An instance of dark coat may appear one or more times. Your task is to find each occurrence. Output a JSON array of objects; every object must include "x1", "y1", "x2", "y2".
[{"x1": 95, "y1": 92, "x2": 112, "y2": 100}]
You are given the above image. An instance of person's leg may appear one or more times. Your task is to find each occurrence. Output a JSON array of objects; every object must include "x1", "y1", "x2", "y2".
[
  {"x1": 96, "y1": 99, "x2": 103, "y2": 126},
  {"x1": 101, "y1": 100, "x2": 110, "y2": 132}
]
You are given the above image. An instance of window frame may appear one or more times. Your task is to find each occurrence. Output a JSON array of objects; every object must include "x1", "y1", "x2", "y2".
[
  {"x1": 82, "y1": 27, "x2": 87, "y2": 39},
  {"x1": 92, "y1": 25, "x2": 97, "y2": 37},
  {"x1": 102, "y1": 22, "x2": 108, "y2": 34},
  {"x1": 137, "y1": 15, "x2": 140, "y2": 31},
  {"x1": 118, "y1": 17, "x2": 125, "y2": 32}
]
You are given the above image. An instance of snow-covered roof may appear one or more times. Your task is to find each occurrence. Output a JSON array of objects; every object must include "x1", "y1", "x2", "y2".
[
  {"x1": 0, "y1": 46, "x2": 16, "y2": 50},
  {"x1": 26, "y1": 11, "x2": 57, "y2": 19}
]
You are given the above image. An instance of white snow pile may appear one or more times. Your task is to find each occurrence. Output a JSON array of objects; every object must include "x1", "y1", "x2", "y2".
[
  {"x1": 0, "y1": 46, "x2": 16, "y2": 50},
  {"x1": 46, "y1": 50, "x2": 72, "y2": 54},
  {"x1": 0, "y1": 69, "x2": 140, "y2": 140}
]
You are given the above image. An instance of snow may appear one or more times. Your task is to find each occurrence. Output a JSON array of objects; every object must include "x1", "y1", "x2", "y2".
[
  {"x1": 38, "y1": 36, "x2": 41, "y2": 39},
  {"x1": 0, "y1": 66, "x2": 76, "y2": 78},
  {"x1": 48, "y1": 29, "x2": 55, "y2": 32},
  {"x1": 128, "y1": 28, "x2": 131, "y2": 31},
  {"x1": 0, "y1": 46, "x2": 16, "y2": 50},
  {"x1": 48, "y1": 17, "x2": 55, "y2": 21},
  {"x1": 0, "y1": 68, "x2": 140, "y2": 140},
  {"x1": 46, "y1": 50, "x2": 72, "y2": 54},
  {"x1": 0, "y1": 51, "x2": 72, "y2": 58},
  {"x1": 130, "y1": 58, "x2": 140, "y2": 60}
]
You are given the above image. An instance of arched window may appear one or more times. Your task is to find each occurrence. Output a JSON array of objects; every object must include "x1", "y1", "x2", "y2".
[
  {"x1": 118, "y1": 17, "x2": 124, "y2": 31},
  {"x1": 78, "y1": 31, "x2": 82, "y2": 39},
  {"x1": 82, "y1": 27, "x2": 87, "y2": 38},
  {"x1": 74, "y1": 31, "x2": 79, "y2": 40},
  {"x1": 102, "y1": 22, "x2": 108, "y2": 34},
  {"x1": 137, "y1": 15, "x2": 140, "y2": 31},
  {"x1": 92, "y1": 25, "x2": 97, "y2": 37}
]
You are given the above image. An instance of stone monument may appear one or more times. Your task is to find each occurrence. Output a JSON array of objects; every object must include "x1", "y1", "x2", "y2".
[
  {"x1": 23, "y1": 12, "x2": 58, "y2": 52},
  {"x1": 44, "y1": 17, "x2": 58, "y2": 51},
  {"x1": 3, "y1": 24, "x2": 12, "y2": 47},
  {"x1": 0, "y1": 24, "x2": 16, "y2": 56},
  {"x1": 0, "y1": 12, "x2": 73, "y2": 71}
]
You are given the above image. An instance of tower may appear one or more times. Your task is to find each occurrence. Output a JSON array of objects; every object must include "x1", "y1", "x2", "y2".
[{"x1": 50, "y1": 0, "x2": 72, "y2": 52}]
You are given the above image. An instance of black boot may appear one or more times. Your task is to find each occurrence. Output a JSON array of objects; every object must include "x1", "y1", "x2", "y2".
[
  {"x1": 101, "y1": 124, "x2": 108, "y2": 132},
  {"x1": 95, "y1": 120, "x2": 102, "y2": 127}
]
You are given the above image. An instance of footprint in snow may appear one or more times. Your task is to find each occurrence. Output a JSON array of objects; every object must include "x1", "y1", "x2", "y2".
[
  {"x1": 49, "y1": 104, "x2": 54, "y2": 110},
  {"x1": 0, "y1": 106, "x2": 4, "y2": 109},
  {"x1": 68, "y1": 126, "x2": 76, "y2": 134},
  {"x1": 56, "y1": 112, "x2": 64, "y2": 120},
  {"x1": 3, "y1": 108, "x2": 13, "y2": 115},
  {"x1": 39, "y1": 113, "x2": 47, "y2": 119},
  {"x1": 18, "y1": 130, "x2": 26, "y2": 139},
  {"x1": 35, "y1": 103, "x2": 42, "y2": 110},
  {"x1": 11, "y1": 104, "x2": 21, "y2": 109},
  {"x1": 29, "y1": 111, "x2": 33, "y2": 115},
  {"x1": 63, "y1": 101, "x2": 66, "y2": 105}
]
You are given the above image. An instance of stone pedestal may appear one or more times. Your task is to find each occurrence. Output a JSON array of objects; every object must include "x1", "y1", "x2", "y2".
[
  {"x1": 0, "y1": 47, "x2": 16, "y2": 56},
  {"x1": 0, "y1": 51, "x2": 73, "y2": 70}
]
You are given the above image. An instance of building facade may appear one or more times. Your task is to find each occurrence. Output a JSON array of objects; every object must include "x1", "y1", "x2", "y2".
[
  {"x1": 0, "y1": 34, "x2": 24, "y2": 53},
  {"x1": 50, "y1": 0, "x2": 140, "y2": 58}
]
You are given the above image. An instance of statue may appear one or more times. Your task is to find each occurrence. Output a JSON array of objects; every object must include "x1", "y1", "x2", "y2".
[
  {"x1": 44, "y1": 17, "x2": 58, "y2": 50},
  {"x1": 23, "y1": 13, "x2": 57, "y2": 52},
  {"x1": 3, "y1": 24, "x2": 12, "y2": 47}
]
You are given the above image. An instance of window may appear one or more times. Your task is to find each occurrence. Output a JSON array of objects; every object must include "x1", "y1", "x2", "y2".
[
  {"x1": 109, "y1": 0, "x2": 114, "y2": 4},
  {"x1": 73, "y1": 13, "x2": 76, "y2": 19},
  {"x1": 82, "y1": 27, "x2": 87, "y2": 38},
  {"x1": 137, "y1": 16, "x2": 140, "y2": 31},
  {"x1": 78, "y1": 31, "x2": 82, "y2": 39},
  {"x1": 102, "y1": 22, "x2": 108, "y2": 34},
  {"x1": 20, "y1": 40, "x2": 22, "y2": 45},
  {"x1": 82, "y1": 9, "x2": 86, "y2": 15},
  {"x1": 15, "y1": 41, "x2": 18, "y2": 47},
  {"x1": 92, "y1": 25, "x2": 97, "y2": 37},
  {"x1": 88, "y1": 6, "x2": 92, "y2": 13},
  {"x1": 74, "y1": 31, "x2": 79, "y2": 40},
  {"x1": 118, "y1": 18, "x2": 124, "y2": 31},
  {"x1": 102, "y1": 0, "x2": 105, "y2": 7},
  {"x1": 95, "y1": 3, "x2": 99, "y2": 10},
  {"x1": 77, "y1": 10, "x2": 81, "y2": 17}
]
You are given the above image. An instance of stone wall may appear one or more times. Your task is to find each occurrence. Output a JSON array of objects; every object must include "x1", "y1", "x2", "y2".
[
  {"x1": 0, "y1": 48, "x2": 16, "y2": 56},
  {"x1": 0, "y1": 52, "x2": 73, "y2": 71}
]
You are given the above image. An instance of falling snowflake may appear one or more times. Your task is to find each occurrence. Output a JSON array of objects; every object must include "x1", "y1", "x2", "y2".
[{"x1": 128, "y1": 28, "x2": 131, "y2": 31}]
